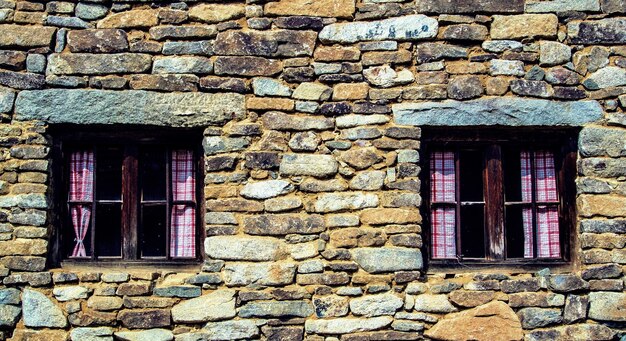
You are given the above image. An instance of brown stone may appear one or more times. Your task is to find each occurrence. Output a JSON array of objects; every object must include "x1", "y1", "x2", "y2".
[
  {"x1": 123, "y1": 297, "x2": 176, "y2": 309},
  {"x1": 0, "y1": 51, "x2": 26, "y2": 70},
  {"x1": 314, "y1": 46, "x2": 361, "y2": 62},
  {"x1": 491, "y1": 14, "x2": 558, "y2": 39},
  {"x1": 9, "y1": 330, "x2": 68, "y2": 341},
  {"x1": 0, "y1": 71, "x2": 44, "y2": 90},
  {"x1": 129, "y1": 74, "x2": 198, "y2": 92},
  {"x1": 441, "y1": 24, "x2": 489, "y2": 41},
  {"x1": 118, "y1": 309, "x2": 171, "y2": 329},
  {"x1": 0, "y1": 25, "x2": 56, "y2": 47},
  {"x1": 333, "y1": 83, "x2": 369, "y2": 100},
  {"x1": 0, "y1": 239, "x2": 47, "y2": 256},
  {"x1": 214, "y1": 56, "x2": 283, "y2": 76},
  {"x1": 579, "y1": 195, "x2": 626, "y2": 217},
  {"x1": 149, "y1": 25, "x2": 217, "y2": 41},
  {"x1": 360, "y1": 208, "x2": 421, "y2": 225},
  {"x1": 449, "y1": 290, "x2": 495, "y2": 308},
  {"x1": 265, "y1": 0, "x2": 356, "y2": 18},
  {"x1": 68, "y1": 309, "x2": 117, "y2": 327},
  {"x1": 47, "y1": 53, "x2": 152, "y2": 75},
  {"x1": 425, "y1": 301, "x2": 524, "y2": 341},
  {"x1": 362, "y1": 50, "x2": 412, "y2": 66},
  {"x1": 189, "y1": 4, "x2": 245, "y2": 24},
  {"x1": 206, "y1": 198, "x2": 264, "y2": 212},
  {"x1": 247, "y1": 97, "x2": 295, "y2": 111},
  {"x1": 116, "y1": 282, "x2": 152, "y2": 296},
  {"x1": 97, "y1": 10, "x2": 158, "y2": 29},
  {"x1": 340, "y1": 147, "x2": 383, "y2": 170},
  {"x1": 199, "y1": 76, "x2": 249, "y2": 93},
  {"x1": 416, "y1": 0, "x2": 524, "y2": 13},
  {"x1": 67, "y1": 29, "x2": 129, "y2": 53},
  {"x1": 214, "y1": 30, "x2": 317, "y2": 57}
]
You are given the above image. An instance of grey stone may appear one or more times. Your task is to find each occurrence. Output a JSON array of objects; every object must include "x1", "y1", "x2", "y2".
[
  {"x1": 601, "y1": 0, "x2": 626, "y2": 13},
  {"x1": 526, "y1": 0, "x2": 600, "y2": 12},
  {"x1": 336, "y1": 114, "x2": 389, "y2": 128},
  {"x1": 416, "y1": 0, "x2": 524, "y2": 13},
  {"x1": 314, "y1": 192, "x2": 379, "y2": 213},
  {"x1": 239, "y1": 300, "x2": 314, "y2": 318},
  {"x1": 288, "y1": 131, "x2": 321, "y2": 151},
  {"x1": 363, "y1": 65, "x2": 415, "y2": 88},
  {"x1": 47, "y1": 53, "x2": 151, "y2": 75},
  {"x1": 114, "y1": 329, "x2": 174, "y2": 341},
  {"x1": 252, "y1": 77, "x2": 291, "y2": 97},
  {"x1": 240, "y1": 180, "x2": 294, "y2": 200},
  {"x1": 16, "y1": 90, "x2": 245, "y2": 127},
  {"x1": 0, "y1": 288, "x2": 20, "y2": 305},
  {"x1": 0, "y1": 304, "x2": 20, "y2": 327},
  {"x1": 540, "y1": 41, "x2": 571, "y2": 66},
  {"x1": 579, "y1": 126, "x2": 626, "y2": 157},
  {"x1": 413, "y1": 294, "x2": 457, "y2": 313},
  {"x1": 482, "y1": 40, "x2": 523, "y2": 53},
  {"x1": 171, "y1": 290, "x2": 236, "y2": 323},
  {"x1": 564, "y1": 295, "x2": 589, "y2": 323},
  {"x1": 46, "y1": 16, "x2": 90, "y2": 29},
  {"x1": 22, "y1": 289, "x2": 67, "y2": 328},
  {"x1": 583, "y1": 66, "x2": 626, "y2": 89},
  {"x1": 203, "y1": 136, "x2": 250, "y2": 155},
  {"x1": 510, "y1": 80, "x2": 553, "y2": 98},
  {"x1": 393, "y1": 98, "x2": 603, "y2": 127},
  {"x1": 490, "y1": 59, "x2": 525, "y2": 76},
  {"x1": 517, "y1": 308, "x2": 562, "y2": 329},
  {"x1": 569, "y1": 18, "x2": 626, "y2": 44},
  {"x1": 280, "y1": 154, "x2": 338, "y2": 177},
  {"x1": 162, "y1": 41, "x2": 213, "y2": 56},
  {"x1": 150, "y1": 26, "x2": 217, "y2": 41},
  {"x1": 262, "y1": 112, "x2": 334, "y2": 131},
  {"x1": 222, "y1": 262, "x2": 297, "y2": 286},
  {"x1": 101, "y1": 272, "x2": 129, "y2": 283},
  {"x1": 350, "y1": 171, "x2": 386, "y2": 191},
  {"x1": 448, "y1": 75, "x2": 484, "y2": 100},
  {"x1": 351, "y1": 248, "x2": 422, "y2": 273},
  {"x1": 53, "y1": 286, "x2": 89, "y2": 301},
  {"x1": 243, "y1": 214, "x2": 324, "y2": 235},
  {"x1": 75, "y1": 3, "x2": 109, "y2": 20},
  {"x1": 416, "y1": 43, "x2": 468, "y2": 63},
  {"x1": 549, "y1": 274, "x2": 589, "y2": 292},
  {"x1": 581, "y1": 219, "x2": 626, "y2": 233},
  {"x1": 26, "y1": 54, "x2": 46, "y2": 73},
  {"x1": 70, "y1": 327, "x2": 113, "y2": 341},
  {"x1": 153, "y1": 285, "x2": 200, "y2": 298},
  {"x1": 305, "y1": 316, "x2": 393, "y2": 334},
  {"x1": 201, "y1": 320, "x2": 259, "y2": 340},
  {"x1": 319, "y1": 15, "x2": 438, "y2": 43},
  {"x1": 0, "y1": 87, "x2": 14, "y2": 113},
  {"x1": 350, "y1": 293, "x2": 403, "y2": 317},
  {"x1": 292, "y1": 83, "x2": 332, "y2": 101},
  {"x1": 588, "y1": 292, "x2": 626, "y2": 322},
  {"x1": 205, "y1": 236, "x2": 284, "y2": 261},
  {"x1": 152, "y1": 57, "x2": 213, "y2": 74}
]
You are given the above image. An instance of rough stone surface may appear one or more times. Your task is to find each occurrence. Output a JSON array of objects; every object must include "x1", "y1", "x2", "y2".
[
  {"x1": 240, "y1": 180, "x2": 294, "y2": 200},
  {"x1": 393, "y1": 98, "x2": 602, "y2": 126},
  {"x1": 22, "y1": 289, "x2": 67, "y2": 328},
  {"x1": 114, "y1": 329, "x2": 174, "y2": 341},
  {"x1": 425, "y1": 302, "x2": 523, "y2": 341},
  {"x1": 588, "y1": 292, "x2": 626, "y2": 322},
  {"x1": 265, "y1": 0, "x2": 356, "y2": 18},
  {"x1": 305, "y1": 316, "x2": 393, "y2": 334},
  {"x1": 204, "y1": 236, "x2": 284, "y2": 261},
  {"x1": 491, "y1": 14, "x2": 558, "y2": 39},
  {"x1": 320, "y1": 15, "x2": 438, "y2": 43},
  {"x1": 280, "y1": 154, "x2": 338, "y2": 177},
  {"x1": 171, "y1": 290, "x2": 236, "y2": 323},
  {"x1": 569, "y1": 18, "x2": 626, "y2": 44},
  {"x1": 223, "y1": 262, "x2": 296, "y2": 286},
  {"x1": 351, "y1": 248, "x2": 422, "y2": 273},
  {"x1": 16, "y1": 90, "x2": 245, "y2": 127},
  {"x1": 0, "y1": 25, "x2": 56, "y2": 47},
  {"x1": 349, "y1": 294, "x2": 403, "y2": 317}
]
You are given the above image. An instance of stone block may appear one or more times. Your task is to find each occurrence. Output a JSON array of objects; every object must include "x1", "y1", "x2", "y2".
[
  {"x1": 351, "y1": 247, "x2": 422, "y2": 273},
  {"x1": 491, "y1": 14, "x2": 558, "y2": 39},
  {"x1": 265, "y1": 0, "x2": 355, "y2": 18},
  {"x1": 320, "y1": 15, "x2": 438, "y2": 43}
]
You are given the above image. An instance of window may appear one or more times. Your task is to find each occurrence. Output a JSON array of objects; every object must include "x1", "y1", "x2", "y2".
[
  {"x1": 57, "y1": 132, "x2": 202, "y2": 263},
  {"x1": 423, "y1": 130, "x2": 577, "y2": 264}
]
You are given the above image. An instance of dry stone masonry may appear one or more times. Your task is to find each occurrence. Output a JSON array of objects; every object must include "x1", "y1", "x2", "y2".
[{"x1": 0, "y1": 0, "x2": 624, "y2": 340}]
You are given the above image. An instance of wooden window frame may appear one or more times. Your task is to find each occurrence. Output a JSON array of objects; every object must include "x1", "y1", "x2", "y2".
[
  {"x1": 421, "y1": 129, "x2": 578, "y2": 268},
  {"x1": 49, "y1": 127, "x2": 204, "y2": 267}
]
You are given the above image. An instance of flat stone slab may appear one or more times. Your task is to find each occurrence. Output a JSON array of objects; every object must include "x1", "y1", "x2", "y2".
[
  {"x1": 319, "y1": 15, "x2": 438, "y2": 43},
  {"x1": 393, "y1": 98, "x2": 603, "y2": 127},
  {"x1": 15, "y1": 90, "x2": 245, "y2": 127}
]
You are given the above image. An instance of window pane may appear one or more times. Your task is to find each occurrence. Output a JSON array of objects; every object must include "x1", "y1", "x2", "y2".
[
  {"x1": 95, "y1": 203, "x2": 122, "y2": 257},
  {"x1": 140, "y1": 148, "x2": 167, "y2": 201},
  {"x1": 505, "y1": 205, "x2": 526, "y2": 258},
  {"x1": 141, "y1": 204, "x2": 167, "y2": 257},
  {"x1": 460, "y1": 204, "x2": 485, "y2": 258},
  {"x1": 503, "y1": 148, "x2": 523, "y2": 202},
  {"x1": 459, "y1": 150, "x2": 483, "y2": 202},
  {"x1": 96, "y1": 147, "x2": 123, "y2": 201}
]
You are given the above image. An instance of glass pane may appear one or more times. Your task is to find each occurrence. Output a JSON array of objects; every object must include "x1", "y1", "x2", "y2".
[
  {"x1": 95, "y1": 203, "x2": 122, "y2": 257},
  {"x1": 141, "y1": 204, "x2": 167, "y2": 257},
  {"x1": 460, "y1": 204, "x2": 485, "y2": 258},
  {"x1": 459, "y1": 150, "x2": 484, "y2": 202},
  {"x1": 503, "y1": 147, "x2": 523, "y2": 202},
  {"x1": 96, "y1": 147, "x2": 123, "y2": 201},
  {"x1": 140, "y1": 148, "x2": 167, "y2": 201},
  {"x1": 506, "y1": 205, "x2": 526, "y2": 258}
]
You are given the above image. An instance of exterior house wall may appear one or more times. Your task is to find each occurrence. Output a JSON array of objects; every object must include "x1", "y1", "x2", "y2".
[{"x1": 0, "y1": 0, "x2": 624, "y2": 340}]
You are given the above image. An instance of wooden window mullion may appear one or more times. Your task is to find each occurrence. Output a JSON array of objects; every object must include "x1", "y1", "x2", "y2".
[
  {"x1": 91, "y1": 146, "x2": 97, "y2": 261},
  {"x1": 484, "y1": 144, "x2": 504, "y2": 260},
  {"x1": 454, "y1": 150, "x2": 462, "y2": 259},
  {"x1": 122, "y1": 146, "x2": 139, "y2": 260},
  {"x1": 529, "y1": 152, "x2": 538, "y2": 259},
  {"x1": 165, "y1": 148, "x2": 171, "y2": 261}
]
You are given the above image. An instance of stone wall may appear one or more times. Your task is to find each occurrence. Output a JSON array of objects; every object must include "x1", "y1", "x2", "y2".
[{"x1": 0, "y1": 0, "x2": 625, "y2": 340}]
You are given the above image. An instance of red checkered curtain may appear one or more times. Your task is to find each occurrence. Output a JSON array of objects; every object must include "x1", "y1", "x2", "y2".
[
  {"x1": 69, "y1": 150, "x2": 94, "y2": 258},
  {"x1": 430, "y1": 151, "x2": 457, "y2": 259},
  {"x1": 521, "y1": 151, "x2": 560, "y2": 258},
  {"x1": 170, "y1": 149, "x2": 196, "y2": 258}
]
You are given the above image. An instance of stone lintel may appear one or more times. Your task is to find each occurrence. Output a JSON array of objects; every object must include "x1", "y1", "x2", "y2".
[
  {"x1": 392, "y1": 98, "x2": 603, "y2": 127},
  {"x1": 15, "y1": 89, "x2": 245, "y2": 127}
]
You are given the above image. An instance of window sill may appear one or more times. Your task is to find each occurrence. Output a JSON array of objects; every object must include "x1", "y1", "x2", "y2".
[
  {"x1": 426, "y1": 258, "x2": 574, "y2": 274},
  {"x1": 59, "y1": 259, "x2": 203, "y2": 272}
]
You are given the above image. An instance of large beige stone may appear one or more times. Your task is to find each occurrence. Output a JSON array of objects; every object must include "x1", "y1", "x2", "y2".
[
  {"x1": 171, "y1": 289, "x2": 236, "y2": 323},
  {"x1": 265, "y1": 0, "x2": 356, "y2": 18},
  {"x1": 0, "y1": 239, "x2": 47, "y2": 256},
  {"x1": 0, "y1": 25, "x2": 56, "y2": 47},
  {"x1": 189, "y1": 4, "x2": 245, "y2": 24},
  {"x1": 97, "y1": 10, "x2": 158, "y2": 29},
  {"x1": 578, "y1": 195, "x2": 626, "y2": 217},
  {"x1": 425, "y1": 301, "x2": 524, "y2": 341},
  {"x1": 491, "y1": 14, "x2": 558, "y2": 39}
]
